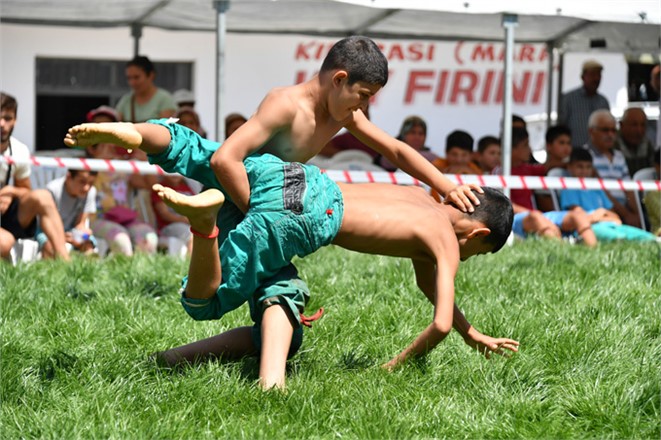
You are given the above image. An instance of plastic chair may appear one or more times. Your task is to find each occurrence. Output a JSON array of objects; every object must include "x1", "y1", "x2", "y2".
[{"x1": 632, "y1": 167, "x2": 657, "y2": 231}]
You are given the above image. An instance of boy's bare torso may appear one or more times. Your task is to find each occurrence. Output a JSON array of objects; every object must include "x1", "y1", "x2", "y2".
[
  {"x1": 334, "y1": 183, "x2": 457, "y2": 263},
  {"x1": 255, "y1": 83, "x2": 355, "y2": 163}
]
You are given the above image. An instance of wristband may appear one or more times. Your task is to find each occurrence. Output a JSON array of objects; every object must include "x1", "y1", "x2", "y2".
[{"x1": 190, "y1": 225, "x2": 219, "y2": 240}]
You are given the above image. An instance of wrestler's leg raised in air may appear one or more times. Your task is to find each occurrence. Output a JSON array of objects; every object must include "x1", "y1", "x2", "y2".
[{"x1": 64, "y1": 122, "x2": 172, "y2": 155}]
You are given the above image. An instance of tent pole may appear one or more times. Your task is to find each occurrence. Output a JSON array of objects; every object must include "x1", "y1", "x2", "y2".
[
  {"x1": 214, "y1": 0, "x2": 230, "y2": 141},
  {"x1": 501, "y1": 14, "x2": 518, "y2": 199},
  {"x1": 545, "y1": 42, "x2": 554, "y2": 129},
  {"x1": 131, "y1": 24, "x2": 142, "y2": 57}
]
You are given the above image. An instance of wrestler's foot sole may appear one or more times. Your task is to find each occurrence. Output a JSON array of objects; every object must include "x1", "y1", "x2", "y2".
[
  {"x1": 64, "y1": 122, "x2": 143, "y2": 150},
  {"x1": 152, "y1": 184, "x2": 225, "y2": 234}
]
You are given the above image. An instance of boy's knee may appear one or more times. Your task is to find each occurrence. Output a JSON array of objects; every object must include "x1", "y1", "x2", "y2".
[{"x1": 110, "y1": 232, "x2": 133, "y2": 256}]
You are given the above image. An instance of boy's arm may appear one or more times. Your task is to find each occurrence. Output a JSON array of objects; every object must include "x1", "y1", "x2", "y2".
[
  {"x1": 210, "y1": 91, "x2": 296, "y2": 213},
  {"x1": 383, "y1": 255, "x2": 458, "y2": 370},
  {"x1": 347, "y1": 113, "x2": 481, "y2": 212}
]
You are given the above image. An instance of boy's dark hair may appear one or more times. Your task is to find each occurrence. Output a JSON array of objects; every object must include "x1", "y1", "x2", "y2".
[
  {"x1": 68, "y1": 169, "x2": 98, "y2": 178},
  {"x1": 469, "y1": 187, "x2": 513, "y2": 253},
  {"x1": 398, "y1": 115, "x2": 426, "y2": 139},
  {"x1": 1, "y1": 92, "x2": 18, "y2": 114},
  {"x1": 446, "y1": 130, "x2": 474, "y2": 153},
  {"x1": 512, "y1": 114, "x2": 526, "y2": 126},
  {"x1": 511, "y1": 127, "x2": 529, "y2": 148},
  {"x1": 320, "y1": 36, "x2": 388, "y2": 87},
  {"x1": 545, "y1": 125, "x2": 571, "y2": 144},
  {"x1": 569, "y1": 147, "x2": 593, "y2": 164},
  {"x1": 477, "y1": 135, "x2": 500, "y2": 154},
  {"x1": 127, "y1": 55, "x2": 155, "y2": 75}
]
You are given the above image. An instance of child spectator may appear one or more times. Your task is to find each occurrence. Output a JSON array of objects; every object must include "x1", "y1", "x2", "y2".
[
  {"x1": 225, "y1": 113, "x2": 247, "y2": 139},
  {"x1": 38, "y1": 170, "x2": 98, "y2": 255},
  {"x1": 175, "y1": 106, "x2": 203, "y2": 136},
  {"x1": 493, "y1": 127, "x2": 546, "y2": 210},
  {"x1": 473, "y1": 136, "x2": 501, "y2": 174},
  {"x1": 561, "y1": 147, "x2": 656, "y2": 242},
  {"x1": 434, "y1": 130, "x2": 482, "y2": 175},
  {"x1": 543, "y1": 125, "x2": 573, "y2": 171},
  {"x1": 377, "y1": 115, "x2": 439, "y2": 171},
  {"x1": 151, "y1": 173, "x2": 195, "y2": 256}
]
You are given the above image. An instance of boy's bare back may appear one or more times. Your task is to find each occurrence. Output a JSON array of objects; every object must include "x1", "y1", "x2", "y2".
[{"x1": 334, "y1": 183, "x2": 459, "y2": 261}]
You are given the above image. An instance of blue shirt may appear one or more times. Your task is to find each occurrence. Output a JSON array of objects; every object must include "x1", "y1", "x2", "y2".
[{"x1": 560, "y1": 188, "x2": 613, "y2": 211}]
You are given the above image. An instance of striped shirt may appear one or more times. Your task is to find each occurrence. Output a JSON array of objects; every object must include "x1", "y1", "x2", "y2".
[
  {"x1": 558, "y1": 87, "x2": 610, "y2": 148},
  {"x1": 584, "y1": 142, "x2": 630, "y2": 204}
]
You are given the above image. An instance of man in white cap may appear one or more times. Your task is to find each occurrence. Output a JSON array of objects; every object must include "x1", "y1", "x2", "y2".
[{"x1": 558, "y1": 59, "x2": 610, "y2": 148}]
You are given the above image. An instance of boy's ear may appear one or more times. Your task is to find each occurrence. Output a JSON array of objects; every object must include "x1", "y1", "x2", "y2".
[
  {"x1": 332, "y1": 70, "x2": 349, "y2": 85},
  {"x1": 467, "y1": 227, "x2": 490, "y2": 240}
]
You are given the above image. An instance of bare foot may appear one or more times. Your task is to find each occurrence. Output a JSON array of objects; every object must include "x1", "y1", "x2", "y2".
[
  {"x1": 64, "y1": 122, "x2": 143, "y2": 150},
  {"x1": 152, "y1": 184, "x2": 224, "y2": 234}
]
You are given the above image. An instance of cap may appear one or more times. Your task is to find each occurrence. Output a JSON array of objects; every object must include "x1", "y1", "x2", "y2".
[
  {"x1": 173, "y1": 89, "x2": 195, "y2": 105},
  {"x1": 582, "y1": 60, "x2": 603, "y2": 72},
  {"x1": 86, "y1": 105, "x2": 119, "y2": 122}
]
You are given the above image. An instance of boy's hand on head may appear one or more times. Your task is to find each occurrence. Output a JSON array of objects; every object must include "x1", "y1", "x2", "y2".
[{"x1": 443, "y1": 184, "x2": 483, "y2": 213}]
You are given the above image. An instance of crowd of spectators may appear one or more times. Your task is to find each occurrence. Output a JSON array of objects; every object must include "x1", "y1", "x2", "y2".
[{"x1": 1, "y1": 56, "x2": 659, "y2": 263}]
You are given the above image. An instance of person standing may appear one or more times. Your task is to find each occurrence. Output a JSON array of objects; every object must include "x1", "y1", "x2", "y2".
[
  {"x1": 115, "y1": 56, "x2": 177, "y2": 123},
  {"x1": 558, "y1": 60, "x2": 610, "y2": 148}
]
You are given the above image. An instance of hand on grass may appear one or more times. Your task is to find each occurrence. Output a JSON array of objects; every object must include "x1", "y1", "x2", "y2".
[
  {"x1": 465, "y1": 330, "x2": 519, "y2": 359},
  {"x1": 443, "y1": 184, "x2": 483, "y2": 213}
]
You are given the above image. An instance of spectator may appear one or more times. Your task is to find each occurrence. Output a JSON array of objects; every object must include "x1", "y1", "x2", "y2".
[
  {"x1": 558, "y1": 60, "x2": 610, "y2": 148},
  {"x1": 561, "y1": 148, "x2": 655, "y2": 242},
  {"x1": 0, "y1": 92, "x2": 70, "y2": 261},
  {"x1": 649, "y1": 65, "x2": 660, "y2": 101},
  {"x1": 492, "y1": 127, "x2": 546, "y2": 210},
  {"x1": 176, "y1": 106, "x2": 203, "y2": 135},
  {"x1": 642, "y1": 149, "x2": 660, "y2": 235},
  {"x1": 377, "y1": 115, "x2": 438, "y2": 171},
  {"x1": 435, "y1": 130, "x2": 481, "y2": 175},
  {"x1": 511, "y1": 203, "x2": 597, "y2": 247},
  {"x1": 84, "y1": 141, "x2": 157, "y2": 256},
  {"x1": 173, "y1": 89, "x2": 196, "y2": 109},
  {"x1": 151, "y1": 173, "x2": 195, "y2": 257},
  {"x1": 584, "y1": 109, "x2": 640, "y2": 227},
  {"x1": 319, "y1": 106, "x2": 375, "y2": 159},
  {"x1": 473, "y1": 136, "x2": 501, "y2": 174},
  {"x1": 511, "y1": 114, "x2": 526, "y2": 129},
  {"x1": 39, "y1": 170, "x2": 98, "y2": 256},
  {"x1": 225, "y1": 112, "x2": 247, "y2": 140},
  {"x1": 615, "y1": 107, "x2": 656, "y2": 175},
  {"x1": 115, "y1": 56, "x2": 177, "y2": 123},
  {"x1": 543, "y1": 125, "x2": 573, "y2": 171}
]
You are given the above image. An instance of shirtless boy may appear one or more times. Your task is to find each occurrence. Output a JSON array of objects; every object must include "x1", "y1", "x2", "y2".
[{"x1": 66, "y1": 121, "x2": 516, "y2": 390}]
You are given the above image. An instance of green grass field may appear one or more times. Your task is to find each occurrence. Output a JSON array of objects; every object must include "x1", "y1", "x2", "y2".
[{"x1": 1, "y1": 240, "x2": 659, "y2": 439}]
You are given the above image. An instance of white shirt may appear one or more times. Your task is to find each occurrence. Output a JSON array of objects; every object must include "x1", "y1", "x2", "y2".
[{"x1": 0, "y1": 137, "x2": 31, "y2": 186}]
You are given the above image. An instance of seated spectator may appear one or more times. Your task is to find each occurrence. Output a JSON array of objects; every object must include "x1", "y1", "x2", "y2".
[
  {"x1": 585, "y1": 109, "x2": 641, "y2": 227},
  {"x1": 434, "y1": 130, "x2": 482, "y2": 175},
  {"x1": 225, "y1": 112, "x2": 247, "y2": 139},
  {"x1": 85, "y1": 143, "x2": 157, "y2": 256},
  {"x1": 512, "y1": 114, "x2": 527, "y2": 129},
  {"x1": 615, "y1": 107, "x2": 656, "y2": 176},
  {"x1": 492, "y1": 127, "x2": 546, "y2": 210},
  {"x1": 511, "y1": 203, "x2": 597, "y2": 247},
  {"x1": 173, "y1": 89, "x2": 196, "y2": 108},
  {"x1": 151, "y1": 173, "x2": 195, "y2": 257},
  {"x1": 319, "y1": 106, "x2": 376, "y2": 159},
  {"x1": 38, "y1": 170, "x2": 98, "y2": 256},
  {"x1": 642, "y1": 150, "x2": 660, "y2": 235},
  {"x1": 175, "y1": 106, "x2": 203, "y2": 135},
  {"x1": 0, "y1": 92, "x2": 70, "y2": 261},
  {"x1": 560, "y1": 147, "x2": 655, "y2": 242},
  {"x1": 377, "y1": 115, "x2": 438, "y2": 171},
  {"x1": 473, "y1": 136, "x2": 501, "y2": 175},
  {"x1": 543, "y1": 125, "x2": 572, "y2": 171}
]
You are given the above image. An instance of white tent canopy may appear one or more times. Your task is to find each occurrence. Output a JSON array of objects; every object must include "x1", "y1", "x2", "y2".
[{"x1": 2, "y1": 0, "x2": 659, "y2": 50}]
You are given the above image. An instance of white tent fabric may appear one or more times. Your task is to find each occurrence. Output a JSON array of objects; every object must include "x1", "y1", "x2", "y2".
[{"x1": 2, "y1": 0, "x2": 659, "y2": 52}]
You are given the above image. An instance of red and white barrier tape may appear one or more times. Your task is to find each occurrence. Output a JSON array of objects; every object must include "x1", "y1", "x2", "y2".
[{"x1": 3, "y1": 155, "x2": 661, "y2": 192}]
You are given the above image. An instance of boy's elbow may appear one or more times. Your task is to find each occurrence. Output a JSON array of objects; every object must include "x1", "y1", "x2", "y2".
[{"x1": 431, "y1": 319, "x2": 452, "y2": 337}]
